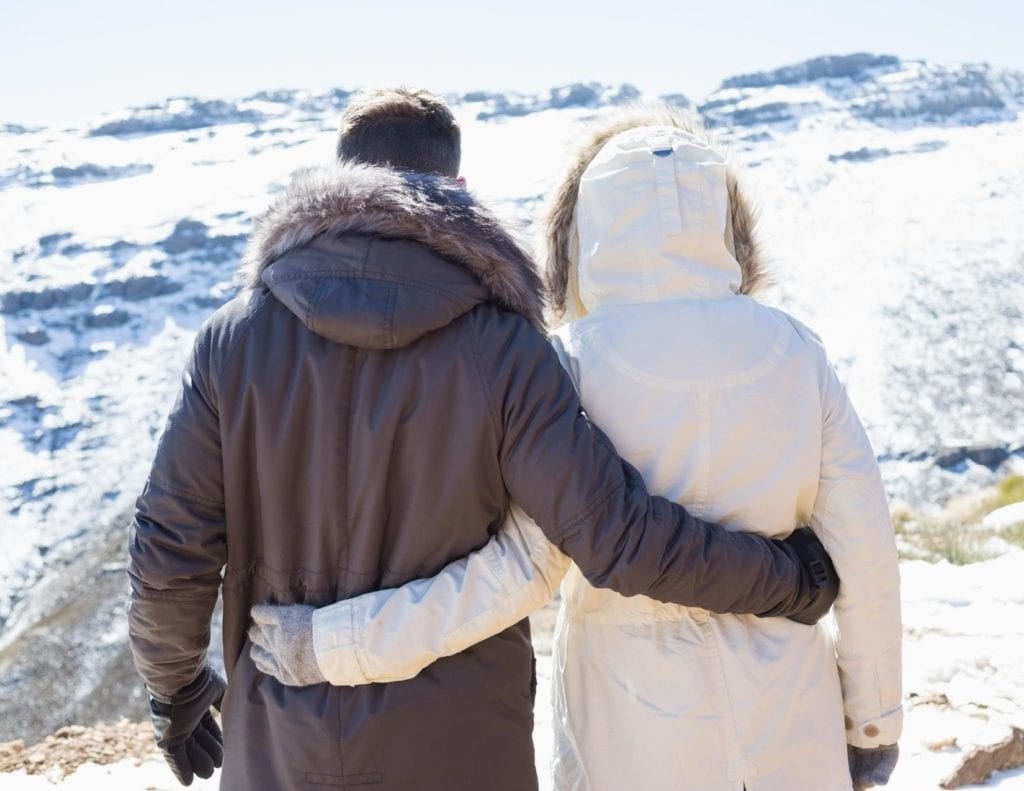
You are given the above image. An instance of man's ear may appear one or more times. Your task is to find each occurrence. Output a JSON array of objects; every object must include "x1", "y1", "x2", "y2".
[{"x1": 456, "y1": 176, "x2": 467, "y2": 188}]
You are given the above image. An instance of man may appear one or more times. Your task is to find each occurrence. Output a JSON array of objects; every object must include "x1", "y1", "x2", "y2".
[{"x1": 128, "y1": 87, "x2": 838, "y2": 790}]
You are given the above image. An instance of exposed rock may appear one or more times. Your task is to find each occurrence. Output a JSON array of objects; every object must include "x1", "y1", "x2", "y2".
[
  {"x1": 2, "y1": 123, "x2": 41, "y2": 134},
  {"x1": 928, "y1": 736, "x2": 959, "y2": 752},
  {"x1": 46, "y1": 421, "x2": 87, "y2": 452},
  {"x1": 0, "y1": 510, "x2": 165, "y2": 744},
  {"x1": 292, "y1": 87, "x2": 351, "y2": 115},
  {"x1": 159, "y1": 219, "x2": 208, "y2": 254},
  {"x1": 940, "y1": 727, "x2": 1024, "y2": 788},
  {"x1": 967, "y1": 446, "x2": 1010, "y2": 470},
  {"x1": 89, "y1": 98, "x2": 267, "y2": 137},
  {"x1": 462, "y1": 90, "x2": 499, "y2": 103},
  {"x1": 828, "y1": 143, "x2": 949, "y2": 164},
  {"x1": 98, "y1": 274, "x2": 182, "y2": 302},
  {"x1": 703, "y1": 55, "x2": 1023, "y2": 130},
  {"x1": 0, "y1": 720, "x2": 159, "y2": 777},
  {"x1": 106, "y1": 239, "x2": 142, "y2": 264},
  {"x1": 934, "y1": 449, "x2": 967, "y2": 470},
  {"x1": 16, "y1": 327, "x2": 50, "y2": 345},
  {"x1": 84, "y1": 305, "x2": 131, "y2": 329},
  {"x1": 50, "y1": 163, "x2": 153, "y2": 185},
  {"x1": 659, "y1": 93, "x2": 692, "y2": 108},
  {"x1": 0, "y1": 282, "x2": 94, "y2": 314},
  {"x1": 935, "y1": 446, "x2": 1009, "y2": 471},
  {"x1": 243, "y1": 88, "x2": 300, "y2": 104},
  {"x1": 722, "y1": 53, "x2": 901, "y2": 90},
  {"x1": 830, "y1": 147, "x2": 893, "y2": 163},
  {"x1": 476, "y1": 83, "x2": 641, "y2": 121},
  {"x1": 156, "y1": 220, "x2": 246, "y2": 262},
  {"x1": 38, "y1": 232, "x2": 73, "y2": 256},
  {"x1": 913, "y1": 140, "x2": 948, "y2": 154}
]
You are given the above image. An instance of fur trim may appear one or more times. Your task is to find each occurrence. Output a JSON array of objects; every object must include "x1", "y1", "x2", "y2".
[
  {"x1": 542, "y1": 104, "x2": 769, "y2": 322},
  {"x1": 242, "y1": 163, "x2": 545, "y2": 330}
]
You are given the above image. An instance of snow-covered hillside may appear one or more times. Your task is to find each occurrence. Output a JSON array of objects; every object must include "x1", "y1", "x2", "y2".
[{"x1": 1, "y1": 52, "x2": 1023, "y2": 782}]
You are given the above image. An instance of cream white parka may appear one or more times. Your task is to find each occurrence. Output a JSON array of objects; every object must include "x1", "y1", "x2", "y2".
[{"x1": 308, "y1": 123, "x2": 903, "y2": 791}]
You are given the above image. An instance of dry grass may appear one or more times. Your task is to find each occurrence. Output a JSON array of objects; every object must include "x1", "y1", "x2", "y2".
[
  {"x1": 992, "y1": 475, "x2": 1024, "y2": 510},
  {"x1": 893, "y1": 474, "x2": 1024, "y2": 565}
]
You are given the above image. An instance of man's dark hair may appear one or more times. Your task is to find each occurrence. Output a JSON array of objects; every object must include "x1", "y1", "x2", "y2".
[{"x1": 336, "y1": 87, "x2": 461, "y2": 177}]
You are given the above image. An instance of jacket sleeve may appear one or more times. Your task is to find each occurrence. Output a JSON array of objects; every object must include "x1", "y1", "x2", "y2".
[
  {"x1": 812, "y1": 354, "x2": 903, "y2": 748},
  {"x1": 312, "y1": 505, "x2": 570, "y2": 685},
  {"x1": 127, "y1": 330, "x2": 227, "y2": 698},
  {"x1": 474, "y1": 314, "x2": 803, "y2": 614}
]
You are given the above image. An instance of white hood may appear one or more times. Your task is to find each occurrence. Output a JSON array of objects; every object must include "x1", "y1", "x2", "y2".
[{"x1": 575, "y1": 126, "x2": 743, "y2": 312}]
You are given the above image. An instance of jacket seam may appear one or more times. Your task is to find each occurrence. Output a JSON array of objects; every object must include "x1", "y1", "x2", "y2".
[
  {"x1": 132, "y1": 589, "x2": 218, "y2": 603},
  {"x1": 339, "y1": 346, "x2": 357, "y2": 608},
  {"x1": 482, "y1": 539, "x2": 514, "y2": 595},
  {"x1": 575, "y1": 316, "x2": 789, "y2": 392},
  {"x1": 348, "y1": 598, "x2": 374, "y2": 682},
  {"x1": 266, "y1": 269, "x2": 467, "y2": 307},
  {"x1": 215, "y1": 292, "x2": 276, "y2": 401},
  {"x1": 555, "y1": 478, "x2": 626, "y2": 541},
  {"x1": 384, "y1": 283, "x2": 398, "y2": 348},
  {"x1": 462, "y1": 316, "x2": 503, "y2": 440},
  {"x1": 305, "y1": 279, "x2": 330, "y2": 336},
  {"x1": 147, "y1": 476, "x2": 223, "y2": 511}
]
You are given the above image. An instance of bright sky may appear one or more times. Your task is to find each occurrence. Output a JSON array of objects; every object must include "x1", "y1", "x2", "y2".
[{"x1": 2, "y1": 0, "x2": 1022, "y2": 125}]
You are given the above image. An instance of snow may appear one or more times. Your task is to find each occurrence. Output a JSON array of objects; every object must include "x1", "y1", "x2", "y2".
[
  {"x1": 983, "y1": 502, "x2": 1024, "y2": 530},
  {"x1": 0, "y1": 759, "x2": 219, "y2": 790}
]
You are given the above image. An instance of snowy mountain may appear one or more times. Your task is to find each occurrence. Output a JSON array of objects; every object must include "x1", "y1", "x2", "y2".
[
  {"x1": 702, "y1": 52, "x2": 1024, "y2": 129},
  {"x1": 1, "y1": 52, "x2": 1023, "y2": 776}
]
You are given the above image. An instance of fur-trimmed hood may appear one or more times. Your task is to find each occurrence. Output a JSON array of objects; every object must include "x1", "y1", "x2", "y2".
[
  {"x1": 543, "y1": 106, "x2": 768, "y2": 322},
  {"x1": 241, "y1": 163, "x2": 545, "y2": 339}
]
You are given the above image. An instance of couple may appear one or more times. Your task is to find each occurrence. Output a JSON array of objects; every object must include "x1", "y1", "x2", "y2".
[{"x1": 127, "y1": 87, "x2": 902, "y2": 790}]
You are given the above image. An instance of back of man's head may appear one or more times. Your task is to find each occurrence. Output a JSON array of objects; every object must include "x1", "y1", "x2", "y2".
[{"x1": 336, "y1": 87, "x2": 461, "y2": 178}]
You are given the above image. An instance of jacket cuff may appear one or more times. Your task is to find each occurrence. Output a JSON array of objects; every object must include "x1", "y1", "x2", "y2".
[
  {"x1": 311, "y1": 599, "x2": 369, "y2": 686},
  {"x1": 845, "y1": 705, "x2": 903, "y2": 749}
]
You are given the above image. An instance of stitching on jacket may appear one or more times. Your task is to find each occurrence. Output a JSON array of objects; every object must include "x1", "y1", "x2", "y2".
[
  {"x1": 696, "y1": 391, "x2": 712, "y2": 517},
  {"x1": 304, "y1": 771, "x2": 382, "y2": 786},
  {"x1": 305, "y1": 278, "x2": 330, "y2": 336},
  {"x1": 444, "y1": 594, "x2": 516, "y2": 655},
  {"x1": 575, "y1": 311, "x2": 790, "y2": 391},
  {"x1": 820, "y1": 476, "x2": 900, "y2": 727},
  {"x1": 131, "y1": 588, "x2": 218, "y2": 603},
  {"x1": 349, "y1": 598, "x2": 375, "y2": 682},
  {"x1": 221, "y1": 560, "x2": 379, "y2": 591},
  {"x1": 216, "y1": 292, "x2": 276, "y2": 399},
  {"x1": 462, "y1": 312, "x2": 503, "y2": 440},
  {"x1": 185, "y1": 343, "x2": 221, "y2": 418},
  {"x1": 146, "y1": 476, "x2": 224, "y2": 511},
  {"x1": 267, "y1": 269, "x2": 467, "y2": 307},
  {"x1": 556, "y1": 478, "x2": 626, "y2": 541},
  {"x1": 338, "y1": 345, "x2": 357, "y2": 608},
  {"x1": 360, "y1": 235, "x2": 373, "y2": 276},
  {"x1": 384, "y1": 282, "x2": 398, "y2": 349},
  {"x1": 481, "y1": 530, "x2": 514, "y2": 596}
]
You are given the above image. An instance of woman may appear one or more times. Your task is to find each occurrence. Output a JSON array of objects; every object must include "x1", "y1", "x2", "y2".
[{"x1": 250, "y1": 108, "x2": 902, "y2": 791}]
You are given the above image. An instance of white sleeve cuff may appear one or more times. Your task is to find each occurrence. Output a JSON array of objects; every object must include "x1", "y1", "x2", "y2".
[{"x1": 312, "y1": 598, "x2": 369, "y2": 687}]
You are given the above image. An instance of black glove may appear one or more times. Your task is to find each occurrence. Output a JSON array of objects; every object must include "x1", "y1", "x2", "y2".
[
  {"x1": 848, "y1": 743, "x2": 899, "y2": 789},
  {"x1": 148, "y1": 665, "x2": 227, "y2": 786},
  {"x1": 758, "y1": 527, "x2": 840, "y2": 625}
]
